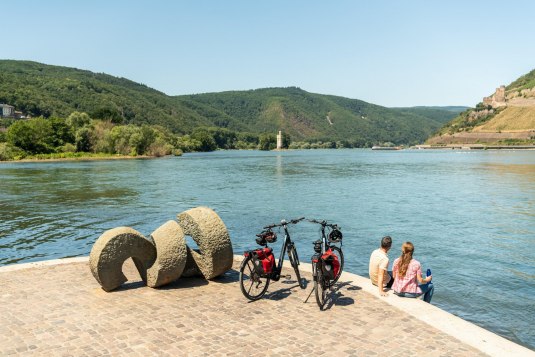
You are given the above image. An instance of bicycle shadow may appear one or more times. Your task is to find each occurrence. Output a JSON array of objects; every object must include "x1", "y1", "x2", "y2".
[
  {"x1": 321, "y1": 280, "x2": 360, "y2": 310},
  {"x1": 261, "y1": 278, "x2": 308, "y2": 301}
]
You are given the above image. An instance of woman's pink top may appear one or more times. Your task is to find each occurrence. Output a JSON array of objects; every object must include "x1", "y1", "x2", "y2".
[{"x1": 392, "y1": 257, "x2": 422, "y2": 294}]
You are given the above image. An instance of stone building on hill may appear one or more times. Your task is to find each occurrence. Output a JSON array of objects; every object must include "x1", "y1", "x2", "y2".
[
  {"x1": 483, "y1": 86, "x2": 507, "y2": 108},
  {"x1": 0, "y1": 103, "x2": 15, "y2": 118}
]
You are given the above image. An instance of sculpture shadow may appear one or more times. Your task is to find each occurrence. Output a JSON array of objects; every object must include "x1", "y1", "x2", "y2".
[
  {"x1": 106, "y1": 268, "x2": 239, "y2": 292},
  {"x1": 211, "y1": 269, "x2": 240, "y2": 284},
  {"x1": 113, "y1": 280, "x2": 147, "y2": 292},
  {"x1": 158, "y1": 276, "x2": 209, "y2": 290}
]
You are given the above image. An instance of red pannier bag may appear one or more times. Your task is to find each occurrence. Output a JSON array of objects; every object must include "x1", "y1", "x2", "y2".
[
  {"x1": 321, "y1": 248, "x2": 340, "y2": 281},
  {"x1": 248, "y1": 247, "x2": 275, "y2": 277}
]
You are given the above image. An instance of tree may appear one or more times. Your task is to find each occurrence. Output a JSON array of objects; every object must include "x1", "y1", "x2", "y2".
[
  {"x1": 282, "y1": 132, "x2": 291, "y2": 148},
  {"x1": 75, "y1": 127, "x2": 93, "y2": 152},
  {"x1": 49, "y1": 117, "x2": 74, "y2": 147},
  {"x1": 66, "y1": 112, "x2": 91, "y2": 131},
  {"x1": 92, "y1": 106, "x2": 123, "y2": 124},
  {"x1": 7, "y1": 118, "x2": 54, "y2": 154},
  {"x1": 191, "y1": 129, "x2": 217, "y2": 152},
  {"x1": 258, "y1": 133, "x2": 276, "y2": 151}
]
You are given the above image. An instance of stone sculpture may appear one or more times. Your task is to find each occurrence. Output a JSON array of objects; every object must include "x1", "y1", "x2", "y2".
[
  {"x1": 89, "y1": 227, "x2": 157, "y2": 292},
  {"x1": 89, "y1": 207, "x2": 233, "y2": 291},
  {"x1": 178, "y1": 207, "x2": 234, "y2": 279},
  {"x1": 146, "y1": 220, "x2": 187, "y2": 288}
]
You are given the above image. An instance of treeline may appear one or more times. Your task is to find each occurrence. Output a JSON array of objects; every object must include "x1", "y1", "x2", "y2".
[{"x1": 0, "y1": 112, "x2": 288, "y2": 161}]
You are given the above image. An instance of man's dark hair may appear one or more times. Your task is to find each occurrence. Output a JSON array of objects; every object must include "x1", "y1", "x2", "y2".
[{"x1": 381, "y1": 236, "x2": 392, "y2": 249}]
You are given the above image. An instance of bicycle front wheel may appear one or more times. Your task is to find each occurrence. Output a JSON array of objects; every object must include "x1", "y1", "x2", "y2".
[
  {"x1": 289, "y1": 245, "x2": 306, "y2": 289},
  {"x1": 314, "y1": 262, "x2": 328, "y2": 310},
  {"x1": 239, "y1": 256, "x2": 270, "y2": 301},
  {"x1": 329, "y1": 246, "x2": 344, "y2": 286}
]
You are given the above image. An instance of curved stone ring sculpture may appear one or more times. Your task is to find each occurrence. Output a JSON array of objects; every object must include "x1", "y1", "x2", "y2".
[{"x1": 89, "y1": 207, "x2": 233, "y2": 292}]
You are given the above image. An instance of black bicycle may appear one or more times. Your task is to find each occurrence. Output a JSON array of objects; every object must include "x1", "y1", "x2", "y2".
[
  {"x1": 308, "y1": 219, "x2": 344, "y2": 309},
  {"x1": 239, "y1": 217, "x2": 307, "y2": 301}
]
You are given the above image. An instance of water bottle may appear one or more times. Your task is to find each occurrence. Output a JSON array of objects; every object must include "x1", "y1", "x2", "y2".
[{"x1": 426, "y1": 268, "x2": 432, "y2": 278}]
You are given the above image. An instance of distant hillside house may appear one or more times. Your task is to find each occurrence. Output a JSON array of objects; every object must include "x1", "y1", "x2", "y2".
[{"x1": 1, "y1": 103, "x2": 15, "y2": 118}]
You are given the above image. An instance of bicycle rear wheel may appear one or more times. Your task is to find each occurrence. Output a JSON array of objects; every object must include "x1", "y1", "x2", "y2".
[
  {"x1": 314, "y1": 262, "x2": 328, "y2": 310},
  {"x1": 239, "y1": 256, "x2": 270, "y2": 301},
  {"x1": 289, "y1": 245, "x2": 306, "y2": 289},
  {"x1": 329, "y1": 246, "x2": 344, "y2": 286}
]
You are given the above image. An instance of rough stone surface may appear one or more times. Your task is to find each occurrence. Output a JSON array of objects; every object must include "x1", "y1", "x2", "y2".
[
  {"x1": 0, "y1": 258, "x2": 488, "y2": 356},
  {"x1": 89, "y1": 227, "x2": 156, "y2": 291},
  {"x1": 146, "y1": 220, "x2": 187, "y2": 288},
  {"x1": 177, "y1": 206, "x2": 233, "y2": 279}
]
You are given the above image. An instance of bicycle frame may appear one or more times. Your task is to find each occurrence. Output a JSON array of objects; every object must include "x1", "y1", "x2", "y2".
[{"x1": 271, "y1": 223, "x2": 295, "y2": 281}]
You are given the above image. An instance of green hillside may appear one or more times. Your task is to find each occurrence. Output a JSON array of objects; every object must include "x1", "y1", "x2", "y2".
[
  {"x1": 506, "y1": 68, "x2": 535, "y2": 92},
  {"x1": 427, "y1": 68, "x2": 535, "y2": 145},
  {"x1": 0, "y1": 60, "x2": 210, "y2": 133},
  {"x1": 392, "y1": 106, "x2": 468, "y2": 124},
  {"x1": 179, "y1": 89, "x2": 460, "y2": 145},
  {"x1": 0, "y1": 60, "x2": 462, "y2": 145}
]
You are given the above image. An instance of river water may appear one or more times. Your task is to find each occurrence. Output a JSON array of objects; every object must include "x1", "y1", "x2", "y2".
[{"x1": 0, "y1": 149, "x2": 534, "y2": 349}]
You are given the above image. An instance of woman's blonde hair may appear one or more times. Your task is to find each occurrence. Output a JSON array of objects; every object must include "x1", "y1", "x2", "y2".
[{"x1": 397, "y1": 241, "x2": 414, "y2": 277}]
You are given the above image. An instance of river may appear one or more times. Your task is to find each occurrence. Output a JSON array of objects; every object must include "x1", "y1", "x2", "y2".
[{"x1": 0, "y1": 149, "x2": 534, "y2": 349}]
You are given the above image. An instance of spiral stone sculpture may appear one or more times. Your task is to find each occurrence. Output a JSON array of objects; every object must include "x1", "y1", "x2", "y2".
[
  {"x1": 89, "y1": 207, "x2": 233, "y2": 292},
  {"x1": 89, "y1": 227, "x2": 157, "y2": 292}
]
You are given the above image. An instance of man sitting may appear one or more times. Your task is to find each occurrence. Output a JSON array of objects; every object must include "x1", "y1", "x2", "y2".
[{"x1": 369, "y1": 236, "x2": 394, "y2": 296}]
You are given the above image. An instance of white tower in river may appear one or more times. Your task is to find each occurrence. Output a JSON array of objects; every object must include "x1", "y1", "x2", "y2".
[{"x1": 276, "y1": 130, "x2": 282, "y2": 150}]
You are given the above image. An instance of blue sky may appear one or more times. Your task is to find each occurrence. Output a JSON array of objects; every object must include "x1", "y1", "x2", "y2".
[{"x1": 1, "y1": 0, "x2": 534, "y2": 107}]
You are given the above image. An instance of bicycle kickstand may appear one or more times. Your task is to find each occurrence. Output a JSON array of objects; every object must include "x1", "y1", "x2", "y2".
[{"x1": 304, "y1": 286, "x2": 315, "y2": 304}]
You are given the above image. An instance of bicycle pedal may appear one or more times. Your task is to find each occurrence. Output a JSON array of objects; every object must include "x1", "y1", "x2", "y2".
[{"x1": 285, "y1": 274, "x2": 292, "y2": 280}]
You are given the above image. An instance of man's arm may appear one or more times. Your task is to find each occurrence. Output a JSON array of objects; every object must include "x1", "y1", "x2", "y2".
[{"x1": 377, "y1": 267, "x2": 387, "y2": 296}]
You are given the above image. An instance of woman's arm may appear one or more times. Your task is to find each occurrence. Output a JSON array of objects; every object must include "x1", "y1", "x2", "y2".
[{"x1": 417, "y1": 274, "x2": 431, "y2": 284}]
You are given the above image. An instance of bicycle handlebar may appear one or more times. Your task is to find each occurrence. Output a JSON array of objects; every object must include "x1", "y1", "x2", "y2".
[
  {"x1": 307, "y1": 218, "x2": 339, "y2": 229},
  {"x1": 263, "y1": 217, "x2": 305, "y2": 229}
]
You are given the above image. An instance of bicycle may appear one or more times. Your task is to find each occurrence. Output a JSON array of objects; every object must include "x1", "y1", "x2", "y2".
[
  {"x1": 308, "y1": 219, "x2": 344, "y2": 310},
  {"x1": 239, "y1": 217, "x2": 307, "y2": 301}
]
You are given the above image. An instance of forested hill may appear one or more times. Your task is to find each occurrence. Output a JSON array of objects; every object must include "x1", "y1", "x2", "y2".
[
  {"x1": 0, "y1": 60, "x2": 462, "y2": 145},
  {"x1": 179, "y1": 89, "x2": 461, "y2": 145}
]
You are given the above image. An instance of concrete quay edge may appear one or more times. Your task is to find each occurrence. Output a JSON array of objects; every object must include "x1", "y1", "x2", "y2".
[{"x1": 1, "y1": 255, "x2": 533, "y2": 357}]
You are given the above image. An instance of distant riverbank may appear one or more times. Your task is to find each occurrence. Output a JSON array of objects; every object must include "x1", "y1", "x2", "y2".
[
  {"x1": 412, "y1": 144, "x2": 535, "y2": 150},
  {"x1": 0, "y1": 153, "x2": 158, "y2": 164}
]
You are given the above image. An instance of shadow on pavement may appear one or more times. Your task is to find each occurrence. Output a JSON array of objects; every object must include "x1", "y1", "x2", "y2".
[{"x1": 212, "y1": 269, "x2": 240, "y2": 284}]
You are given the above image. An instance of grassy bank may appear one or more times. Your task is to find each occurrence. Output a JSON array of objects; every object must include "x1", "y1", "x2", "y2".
[{"x1": 0, "y1": 152, "x2": 164, "y2": 163}]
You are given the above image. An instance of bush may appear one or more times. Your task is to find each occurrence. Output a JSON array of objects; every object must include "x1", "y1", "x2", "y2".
[
  {"x1": 7, "y1": 118, "x2": 55, "y2": 154},
  {"x1": 59, "y1": 143, "x2": 77, "y2": 153},
  {"x1": 258, "y1": 133, "x2": 276, "y2": 150},
  {"x1": 0, "y1": 142, "x2": 25, "y2": 161}
]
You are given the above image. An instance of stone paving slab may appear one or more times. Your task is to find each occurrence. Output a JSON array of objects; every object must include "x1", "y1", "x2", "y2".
[{"x1": 0, "y1": 257, "x2": 493, "y2": 356}]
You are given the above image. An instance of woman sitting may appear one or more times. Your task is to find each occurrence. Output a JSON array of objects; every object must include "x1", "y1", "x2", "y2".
[{"x1": 392, "y1": 241, "x2": 434, "y2": 303}]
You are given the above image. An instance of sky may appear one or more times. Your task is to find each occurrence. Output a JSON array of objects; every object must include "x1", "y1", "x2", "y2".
[{"x1": 1, "y1": 0, "x2": 534, "y2": 107}]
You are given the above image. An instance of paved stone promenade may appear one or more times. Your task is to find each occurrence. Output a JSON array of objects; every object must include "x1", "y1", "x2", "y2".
[{"x1": 0, "y1": 258, "x2": 487, "y2": 356}]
